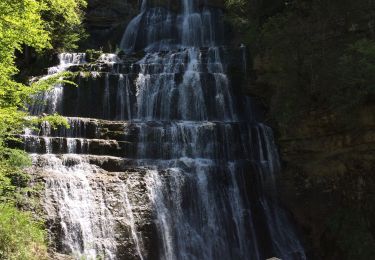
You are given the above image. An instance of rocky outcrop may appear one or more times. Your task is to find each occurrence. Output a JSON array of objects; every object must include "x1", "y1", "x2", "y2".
[
  {"x1": 83, "y1": 0, "x2": 139, "y2": 51},
  {"x1": 30, "y1": 156, "x2": 158, "y2": 260}
]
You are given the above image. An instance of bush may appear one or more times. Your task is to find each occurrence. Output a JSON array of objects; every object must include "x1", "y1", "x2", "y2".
[
  {"x1": 86, "y1": 49, "x2": 103, "y2": 62},
  {"x1": 0, "y1": 204, "x2": 48, "y2": 260}
]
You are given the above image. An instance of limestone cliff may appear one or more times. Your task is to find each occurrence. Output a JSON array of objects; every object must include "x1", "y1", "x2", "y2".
[{"x1": 278, "y1": 105, "x2": 375, "y2": 258}]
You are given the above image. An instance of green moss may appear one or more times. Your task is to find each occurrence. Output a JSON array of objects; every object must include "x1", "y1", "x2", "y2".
[{"x1": 85, "y1": 49, "x2": 104, "y2": 62}]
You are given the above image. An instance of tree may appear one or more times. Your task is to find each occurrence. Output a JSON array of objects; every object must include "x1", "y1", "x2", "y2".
[
  {"x1": 0, "y1": 0, "x2": 85, "y2": 258},
  {"x1": 39, "y1": 0, "x2": 87, "y2": 50}
]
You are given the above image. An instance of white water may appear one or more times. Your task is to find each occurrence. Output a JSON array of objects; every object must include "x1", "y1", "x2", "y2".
[
  {"x1": 116, "y1": 74, "x2": 132, "y2": 120},
  {"x1": 120, "y1": 0, "x2": 148, "y2": 54},
  {"x1": 120, "y1": 0, "x2": 223, "y2": 53},
  {"x1": 34, "y1": 154, "x2": 117, "y2": 260},
  {"x1": 30, "y1": 53, "x2": 86, "y2": 115},
  {"x1": 123, "y1": 1, "x2": 305, "y2": 259}
]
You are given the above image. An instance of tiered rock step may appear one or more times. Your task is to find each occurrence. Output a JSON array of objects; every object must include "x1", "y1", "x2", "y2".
[
  {"x1": 30, "y1": 153, "x2": 256, "y2": 174},
  {"x1": 31, "y1": 152, "x2": 158, "y2": 260},
  {"x1": 24, "y1": 136, "x2": 134, "y2": 156},
  {"x1": 30, "y1": 154, "x2": 138, "y2": 174},
  {"x1": 58, "y1": 73, "x2": 243, "y2": 121},
  {"x1": 31, "y1": 47, "x2": 248, "y2": 121},
  {"x1": 21, "y1": 117, "x2": 274, "y2": 162},
  {"x1": 67, "y1": 47, "x2": 237, "y2": 75}
]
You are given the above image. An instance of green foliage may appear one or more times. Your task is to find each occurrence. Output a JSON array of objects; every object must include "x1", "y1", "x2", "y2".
[
  {"x1": 251, "y1": 0, "x2": 375, "y2": 128},
  {"x1": 334, "y1": 39, "x2": 375, "y2": 112},
  {"x1": 38, "y1": 113, "x2": 70, "y2": 129},
  {"x1": 0, "y1": 0, "x2": 86, "y2": 257},
  {"x1": 86, "y1": 49, "x2": 104, "y2": 62},
  {"x1": 0, "y1": 0, "x2": 50, "y2": 105},
  {"x1": 328, "y1": 208, "x2": 375, "y2": 259},
  {"x1": 258, "y1": 9, "x2": 316, "y2": 126},
  {"x1": 225, "y1": 0, "x2": 375, "y2": 128},
  {"x1": 39, "y1": 0, "x2": 87, "y2": 50},
  {"x1": 224, "y1": 0, "x2": 284, "y2": 46},
  {"x1": 224, "y1": 0, "x2": 249, "y2": 27},
  {"x1": 0, "y1": 142, "x2": 33, "y2": 201},
  {"x1": 0, "y1": 203, "x2": 48, "y2": 260},
  {"x1": 224, "y1": 0, "x2": 255, "y2": 46}
]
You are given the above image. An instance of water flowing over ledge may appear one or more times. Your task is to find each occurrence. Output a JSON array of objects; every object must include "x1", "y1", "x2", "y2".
[
  {"x1": 120, "y1": 0, "x2": 225, "y2": 53},
  {"x1": 24, "y1": 0, "x2": 306, "y2": 259}
]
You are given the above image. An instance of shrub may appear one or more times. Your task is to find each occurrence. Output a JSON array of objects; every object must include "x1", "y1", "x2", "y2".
[{"x1": 0, "y1": 203, "x2": 48, "y2": 260}]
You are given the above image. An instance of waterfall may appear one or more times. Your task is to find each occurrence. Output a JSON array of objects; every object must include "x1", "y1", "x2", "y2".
[
  {"x1": 29, "y1": 53, "x2": 86, "y2": 115},
  {"x1": 116, "y1": 74, "x2": 132, "y2": 120},
  {"x1": 119, "y1": 0, "x2": 223, "y2": 53},
  {"x1": 23, "y1": 1, "x2": 307, "y2": 259},
  {"x1": 120, "y1": 0, "x2": 148, "y2": 54}
]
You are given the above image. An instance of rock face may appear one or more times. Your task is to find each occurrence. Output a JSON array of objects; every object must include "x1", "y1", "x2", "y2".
[
  {"x1": 277, "y1": 105, "x2": 375, "y2": 258},
  {"x1": 31, "y1": 158, "x2": 157, "y2": 260},
  {"x1": 84, "y1": 0, "x2": 139, "y2": 51}
]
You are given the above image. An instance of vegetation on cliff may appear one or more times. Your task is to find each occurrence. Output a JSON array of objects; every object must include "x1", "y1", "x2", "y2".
[
  {"x1": 227, "y1": 0, "x2": 375, "y2": 129},
  {"x1": 40, "y1": 0, "x2": 87, "y2": 50},
  {"x1": 0, "y1": 0, "x2": 86, "y2": 259},
  {"x1": 258, "y1": 2, "x2": 375, "y2": 129},
  {"x1": 226, "y1": 0, "x2": 375, "y2": 258}
]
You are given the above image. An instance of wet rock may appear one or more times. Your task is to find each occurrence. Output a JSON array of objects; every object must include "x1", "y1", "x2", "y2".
[
  {"x1": 30, "y1": 157, "x2": 156, "y2": 260},
  {"x1": 84, "y1": 0, "x2": 139, "y2": 50}
]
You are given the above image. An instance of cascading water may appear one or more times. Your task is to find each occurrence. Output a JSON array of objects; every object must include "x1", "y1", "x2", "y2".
[
  {"x1": 29, "y1": 53, "x2": 86, "y2": 115},
  {"x1": 24, "y1": 0, "x2": 306, "y2": 259}
]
